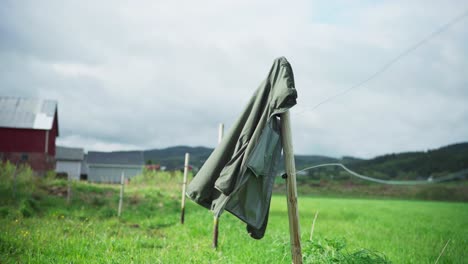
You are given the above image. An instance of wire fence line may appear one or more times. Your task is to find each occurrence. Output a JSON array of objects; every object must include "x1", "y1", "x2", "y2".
[
  {"x1": 221, "y1": 10, "x2": 468, "y2": 186},
  {"x1": 295, "y1": 163, "x2": 468, "y2": 185},
  {"x1": 288, "y1": 10, "x2": 468, "y2": 186},
  {"x1": 294, "y1": 8, "x2": 468, "y2": 116}
]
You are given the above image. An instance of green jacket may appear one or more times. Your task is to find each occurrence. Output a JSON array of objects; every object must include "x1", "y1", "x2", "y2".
[{"x1": 186, "y1": 57, "x2": 297, "y2": 239}]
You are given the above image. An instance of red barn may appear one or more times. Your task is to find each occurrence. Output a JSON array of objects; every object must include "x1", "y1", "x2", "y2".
[{"x1": 0, "y1": 97, "x2": 59, "y2": 173}]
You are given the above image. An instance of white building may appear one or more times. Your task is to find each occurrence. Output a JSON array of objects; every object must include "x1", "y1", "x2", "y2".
[
  {"x1": 87, "y1": 151, "x2": 144, "y2": 183},
  {"x1": 55, "y1": 146, "x2": 84, "y2": 180}
]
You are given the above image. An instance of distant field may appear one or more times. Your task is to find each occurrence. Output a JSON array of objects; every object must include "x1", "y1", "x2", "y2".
[
  {"x1": 0, "y1": 170, "x2": 467, "y2": 263},
  {"x1": 275, "y1": 180, "x2": 468, "y2": 202}
]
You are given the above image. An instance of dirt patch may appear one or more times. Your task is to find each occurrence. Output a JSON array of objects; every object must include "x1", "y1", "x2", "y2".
[
  {"x1": 46, "y1": 186, "x2": 67, "y2": 197},
  {"x1": 129, "y1": 194, "x2": 141, "y2": 205}
]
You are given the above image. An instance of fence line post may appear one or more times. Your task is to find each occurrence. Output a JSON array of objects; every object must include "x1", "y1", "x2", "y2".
[
  {"x1": 213, "y1": 123, "x2": 224, "y2": 249},
  {"x1": 280, "y1": 111, "x2": 303, "y2": 264},
  {"x1": 118, "y1": 171, "x2": 125, "y2": 217},
  {"x1": 180, "y1": 153, "x2": 190, "y2": 224}
]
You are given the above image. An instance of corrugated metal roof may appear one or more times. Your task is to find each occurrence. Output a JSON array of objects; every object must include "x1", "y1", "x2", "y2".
[
  {"x1": 87, "y1": 151, "x2": 144, "y2": 166},
  {"x1": 0, "y1": 97, "x2": 58, "y2": 130},
  {"x1": 56, "y1": 146, "x2": 84, "y2": 161}
]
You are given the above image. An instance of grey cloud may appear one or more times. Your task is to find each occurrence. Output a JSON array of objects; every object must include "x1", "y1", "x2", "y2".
[{"x1": 1, "y1": 0, "x2": 467, "y2": 157}]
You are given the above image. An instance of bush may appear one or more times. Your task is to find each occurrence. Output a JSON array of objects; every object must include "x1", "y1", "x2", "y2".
[
  {"x1": 99, "y1": 207, "x2": 116, "y2": 218},
  {"x1": 45, "y1": 170, "x2": 57, "y2": 180},
  {"x1": 16, "y1": 166, "x2": 35, "y2": 197},
  {"x1": 0, "y1": 162, "x2": 35, "y2": 204},
  {"x1": 0, "y1": 161, "x2": 16, "y2": 198},
  {"x1": 19, "y1": 199, "x2": 34, "y2": 218},
  {"x1": 0, "y1": 206, "x2": 10, "y2": 218},
  {"x1": 131, "y1": 170, "x2": 186, "y2": 185}
]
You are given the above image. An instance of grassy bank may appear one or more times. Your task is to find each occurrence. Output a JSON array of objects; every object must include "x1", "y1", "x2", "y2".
[{"x1": 274, "y1": 178, "x2": 468, "y2": 202}]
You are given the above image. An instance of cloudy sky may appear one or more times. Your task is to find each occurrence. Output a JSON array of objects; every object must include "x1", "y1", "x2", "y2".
[{"x1": 1, "y1": 1, "x2": 467, "y2": 158}]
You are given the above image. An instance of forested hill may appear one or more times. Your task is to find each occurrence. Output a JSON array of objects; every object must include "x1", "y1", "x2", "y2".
[
  {"x1": 141, "y1": 142, "x2": 468, "y2": 179},
  {"x1": 344, "y1": 142, "x2": 468, "y2": 179},
  {"x1": 144, "y1": 146, "x2": 213, "y2": 170}
]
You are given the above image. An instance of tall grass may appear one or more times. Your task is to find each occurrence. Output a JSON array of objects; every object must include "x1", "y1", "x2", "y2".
[
  {"x1": 0, "y1": 162, "x2": 39, "y2": 219},
  {"x1": 0, "y1": 165, "x2": 466, "y2": 263},
  {"x1": 0, "y1": 162, "x2": 35, "y2": 202}
]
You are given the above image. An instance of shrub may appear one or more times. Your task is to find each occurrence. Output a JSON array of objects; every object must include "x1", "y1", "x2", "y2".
[{"x1": 0, "y1": 162, "x2": 35, "y2": 204}]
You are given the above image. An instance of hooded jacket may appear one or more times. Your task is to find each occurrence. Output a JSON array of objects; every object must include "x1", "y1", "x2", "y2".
[{"x1": 186, "y1": 57, "x2": 297, "y2": 239}]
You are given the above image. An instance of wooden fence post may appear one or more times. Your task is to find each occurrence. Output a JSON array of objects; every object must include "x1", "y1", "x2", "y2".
[
  {"x1": 213, "y1": 123, "x2": 224, "y2": 248},
  {"x1": 280, "y1": 111, "x2": 303, "y2": 264},
  {"x1": 118, "y1": 171, "x2": 125, "y2": 217},
  {"x1": 180, "y1": 153, "x2": 190, "y2": 224}
]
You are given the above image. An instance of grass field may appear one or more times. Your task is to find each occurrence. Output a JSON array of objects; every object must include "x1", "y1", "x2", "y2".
[{"x1": 1, "y1": 168, "x2": 467, "y2": 263}]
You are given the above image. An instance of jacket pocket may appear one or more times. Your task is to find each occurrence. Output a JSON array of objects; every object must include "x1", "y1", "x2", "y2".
[
  {"x1": 246, "y1": 120, "x2": 280, "y2": 177},
  {"x1": 214, "y1": 141, "x2": 249, "y2": 195}
]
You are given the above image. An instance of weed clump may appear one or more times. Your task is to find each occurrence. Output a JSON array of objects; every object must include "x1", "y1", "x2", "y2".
[{"x1": 302, "y1": 237, "x2": 391, "y2": 263}]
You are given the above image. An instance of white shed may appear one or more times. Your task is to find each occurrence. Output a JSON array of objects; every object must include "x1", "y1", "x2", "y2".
[
  {"x1": 87, "y1": 151, "x2": 144, "y2": 183},
  {"x1": 55, "y1": 146, "x2": 84, "y2": 180}
]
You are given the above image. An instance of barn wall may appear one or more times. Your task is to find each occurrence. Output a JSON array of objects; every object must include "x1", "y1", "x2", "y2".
[
  {"x1": 0, "y1": 152, "x2": 55, "y2": 172},
  {"x1": 0, "y1": 128, "x2": 46, "y2": 153},
  {"x1": 47, "y1": 112, "x2": 59, "y2": 156},
  {"x1": 56, "y1": 160, "x2": 81, "y2": 180},
  {"x1": 88, "y1": 165, "x2": 143, "y2": 183}
]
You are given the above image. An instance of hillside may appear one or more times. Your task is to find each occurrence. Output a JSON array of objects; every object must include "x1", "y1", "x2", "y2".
[
  {"x1": 345, "y1": 142, "x2": 468, "y2": 180},
  {"x1": 144, "y1": 146, "x2": 213, "y2": 170},
  {"x1": 140, "y1": 142, "x2": 468, "y2": 180},
  {"x1": 143, "y1": 147, "x2": 342, "y2": 171}
]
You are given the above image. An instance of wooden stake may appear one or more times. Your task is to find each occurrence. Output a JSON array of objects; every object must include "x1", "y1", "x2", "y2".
[
  {"x1": 180, "y1": 153, "x2": 190, "y2": 224},
  {"x1": 213, "y1": 123, "x2": 224, "y2": 249},
  {"x1": 280, "y1": 110, "x2": 303, "y2": 264},
  {"x1": 118, "y1": 171, "x2": 125, "y2": 217},
  {"x1": 213, "y1": 216, "x2": 219, "y2": 248}
]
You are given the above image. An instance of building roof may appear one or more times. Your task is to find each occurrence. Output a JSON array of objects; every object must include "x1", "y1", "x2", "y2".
[
  {"x1": 87, "y1": 151, "x2": 144, "y2": 166},
  {"x1": 56, "y1": 146, "x2": 84, "y2": 161},
  {"x1": 0, "y1": 97, "x2": 58, "y2": 130}
]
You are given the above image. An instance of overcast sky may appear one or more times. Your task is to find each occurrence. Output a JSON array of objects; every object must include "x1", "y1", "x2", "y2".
[{"x1": 1, "y1": 1, "x2": 467, "y2": 158}]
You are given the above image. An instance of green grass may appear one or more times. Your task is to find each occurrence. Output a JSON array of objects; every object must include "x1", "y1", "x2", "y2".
[
  {"x1": 0, "y1": 165, "x2": 467, "y2": 263},
  {"x1": 292, "y1": 197, "x2": 467, "y2": 263}
]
